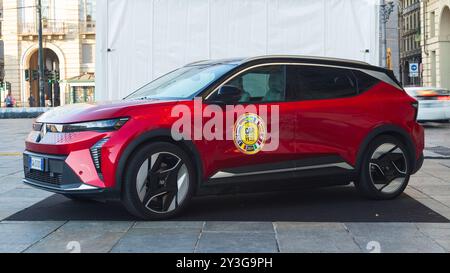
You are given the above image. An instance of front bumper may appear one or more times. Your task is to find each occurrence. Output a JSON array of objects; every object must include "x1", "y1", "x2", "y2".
[{"x1": 23, "y1": 151, "x2": 104, "y2": 195}]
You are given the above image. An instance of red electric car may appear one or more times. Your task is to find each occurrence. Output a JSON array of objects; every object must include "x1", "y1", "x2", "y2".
[{"x1": 24, "y1": 56, "x2": 424, "y2": 220}]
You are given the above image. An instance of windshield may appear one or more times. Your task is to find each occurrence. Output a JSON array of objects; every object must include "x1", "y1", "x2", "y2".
[{"x1": 125, "y1": 64, "x2": 236, "y2": 100}]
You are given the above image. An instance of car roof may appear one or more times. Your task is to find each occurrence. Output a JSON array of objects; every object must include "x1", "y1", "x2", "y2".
[
  {"x1": 185, "y1": 55, "x2": 386, "y2": 73},
  {"x1": 244, "y1": 55, "x2": 371, "y2": 66},
  {"x1": 186, "y1": 55, "x2": 370, "y2": 66}
]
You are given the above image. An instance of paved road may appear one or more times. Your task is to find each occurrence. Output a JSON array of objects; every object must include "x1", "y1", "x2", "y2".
[
  {"x1": 0, "y1": 119, "x2": 450, "y2": 253},
  {"x1": 423, "y1": 122, "x2": 450, "y2": 158}
]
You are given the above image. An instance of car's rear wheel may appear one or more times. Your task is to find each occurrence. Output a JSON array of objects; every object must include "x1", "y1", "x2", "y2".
[
  {"x1": 357, "y1": 135, "x2": 411, "y2": 200},
  {"x1": 122, "y1": 142, "x2": 195, "y2": 220}
]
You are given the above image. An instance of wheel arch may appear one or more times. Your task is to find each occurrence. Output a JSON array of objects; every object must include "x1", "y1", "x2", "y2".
[
  {"x1": 355, "y1": 125, "x2": 417, "y2": 173},
  {"x1": 115, "y1": 129, "x2": 203, "y2": 197}
]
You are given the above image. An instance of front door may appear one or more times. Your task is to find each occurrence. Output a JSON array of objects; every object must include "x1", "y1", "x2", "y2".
[{"x1": 201, "y1": 65, "x2": 300, "y2": 182}]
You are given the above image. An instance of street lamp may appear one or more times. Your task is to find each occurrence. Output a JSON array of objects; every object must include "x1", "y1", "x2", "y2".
[
  {"x1": 381, "y1": 0, "x2": 395, "y2": 23},
  {"x1": 37, "y1": 0, "x2": 46, "y2": 107},
  {"x1": 380, "y1": 0, "x2": 395, "y2": 68}
]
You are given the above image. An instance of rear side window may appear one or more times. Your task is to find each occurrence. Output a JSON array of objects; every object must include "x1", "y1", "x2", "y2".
[
  {"x1": 352, "y1": 70, "x2": 381, "y2": 93},
  {"x1": 287, "y1": 66, "x2": 357, "y2": 101}
]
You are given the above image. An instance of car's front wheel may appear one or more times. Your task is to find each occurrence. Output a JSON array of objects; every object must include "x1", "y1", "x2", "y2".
[
  {"x1": 357, "y1": 135, "x2": 412, "y2": 200},
  {"x1": 122, "y1": 142, "x2": 195, "y2": 220}
]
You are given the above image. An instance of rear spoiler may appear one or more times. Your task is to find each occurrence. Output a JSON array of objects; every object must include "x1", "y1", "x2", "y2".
[{"x1": 386, "y1": 70, "x2": 403, "y2": 89}]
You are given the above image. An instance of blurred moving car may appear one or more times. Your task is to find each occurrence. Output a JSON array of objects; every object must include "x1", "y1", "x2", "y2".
[{"x1": 404, "y1": 87, "x2": 450, "y2": 122}]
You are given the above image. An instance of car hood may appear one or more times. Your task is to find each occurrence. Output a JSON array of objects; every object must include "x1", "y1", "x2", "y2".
[{"x1": 37, "y1": 99, "x2": 178, "y2": 124}]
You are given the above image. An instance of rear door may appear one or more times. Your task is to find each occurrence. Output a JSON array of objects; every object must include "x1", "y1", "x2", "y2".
[{"x1": 287, "y1": 65, "x2": 366, "y2": 167}]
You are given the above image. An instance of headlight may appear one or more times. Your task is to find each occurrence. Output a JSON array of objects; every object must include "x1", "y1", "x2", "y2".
[
  {"x1": 34, "y1": 118, "x2": 129, "y2": 133},
  {"x1": 62, "y1": 118, "x2": 129, "y2": 132}
]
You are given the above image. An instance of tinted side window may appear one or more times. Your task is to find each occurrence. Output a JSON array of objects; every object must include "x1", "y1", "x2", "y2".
[
  {"x1": 223, "y1": 65, "x2": 287, "y2": 103},
  {"x1": 352, "y1": 70, "x2": 381, "y2": 93},
  {"x1": 287, "y1": 66, "x2": 357, "y2": 101}
]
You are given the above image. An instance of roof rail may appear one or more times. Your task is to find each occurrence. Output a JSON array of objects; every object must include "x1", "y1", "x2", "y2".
[{"x1": 243, "y1": 55, "x2": 370, "y2": 66}]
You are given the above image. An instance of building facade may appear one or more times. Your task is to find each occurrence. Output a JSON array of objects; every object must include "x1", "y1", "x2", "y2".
[
  {"x1": 399, "y1": 0, "x2": 422, "y2": 87},
  {"x1": 421, "y1": 0, "x2": 450, "y2": 90},
  {"x1": 1, "y1": 0, "x2": 5, "y2": 84},
  {"x1": 1, "y1": 0, "x2": 95, "y2": 107}
]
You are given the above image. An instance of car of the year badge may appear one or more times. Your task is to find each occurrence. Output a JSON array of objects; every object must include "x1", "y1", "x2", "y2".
[{"x1": 23, "y1": 56, "x2": 425, "y2": 220}]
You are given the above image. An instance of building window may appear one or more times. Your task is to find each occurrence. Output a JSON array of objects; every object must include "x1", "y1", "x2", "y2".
[
  {"x1": 82, "y1": 44, "x2": 94, "y2": 64},
  {"x1": 430, "y1": 11, "x2": 436, "y2": 37},
  {"x1": 414, "y1": 12, "x2": 417, "y2": 29},
  {"x1": 21, "y1": 0, "x2": 36, "y2": 24},
  {"x1": 80, "y1": 0, "x2": 96, "y2": 22},
  {"x1": 431, "y1": 51, "x2": 437, "y2": 86},
  {"x1": 41, "y1": 0, "x2": 50, "y2": 20}
]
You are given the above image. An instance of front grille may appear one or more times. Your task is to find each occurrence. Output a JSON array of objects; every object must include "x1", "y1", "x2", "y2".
[{"x1": 25, "y1": 169, "x2": 62, "y2": 185}]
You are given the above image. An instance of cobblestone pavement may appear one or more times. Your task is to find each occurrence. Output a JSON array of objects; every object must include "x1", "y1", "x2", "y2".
[{"x1": 0, "y1": 119, "x2": 449, "y2": 253}]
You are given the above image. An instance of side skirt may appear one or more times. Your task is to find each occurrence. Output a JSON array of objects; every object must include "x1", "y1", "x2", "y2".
[{"x1": 197, "y1": 156, "x2": 357, "y2": 196}]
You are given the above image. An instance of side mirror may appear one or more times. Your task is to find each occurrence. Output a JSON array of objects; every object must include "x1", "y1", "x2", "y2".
[{"x1": 216, "y1": 85, "x2": 243, "y2": 103}]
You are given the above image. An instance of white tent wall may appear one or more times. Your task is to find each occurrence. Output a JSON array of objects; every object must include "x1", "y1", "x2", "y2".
[{"x1": 96, "y1": 0, "x2": 380, "y2": 101}]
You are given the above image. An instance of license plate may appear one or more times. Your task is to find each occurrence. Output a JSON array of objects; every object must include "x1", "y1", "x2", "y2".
[{"x1": 29, "y1": 156, "x2": 44, "y2": 171}]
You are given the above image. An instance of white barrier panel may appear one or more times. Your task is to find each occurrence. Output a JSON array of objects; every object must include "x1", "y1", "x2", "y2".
[{"x1": 96, "y1": 0, "x2": 380, "y2": 101}]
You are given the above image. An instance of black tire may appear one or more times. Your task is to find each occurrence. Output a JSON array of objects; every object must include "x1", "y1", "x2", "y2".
[
  {"x1": 122, "y1": 142, "x2": 196, "y2": 220},
  {"x1": 357, "y1": 135, "x2": 412, "y2": 200}
]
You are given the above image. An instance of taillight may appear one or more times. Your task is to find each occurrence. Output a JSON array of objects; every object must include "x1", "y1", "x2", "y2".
[
  {"x1": 416, "y1": 89, "x2": 450, "y2": 101},
  {"x1": 438, "y1": 96, "x2": 450, "y2": 101},
  {"x1": 417, "y1": 90, "x2": 438, "y2": 97},
  {"x1": 411, "y1": 102, "x2": 419, "y2": 121}
]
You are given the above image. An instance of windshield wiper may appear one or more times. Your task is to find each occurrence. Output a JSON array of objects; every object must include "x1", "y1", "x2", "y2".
[{"x1": 133, "y1": 96, "x2": 160, "y2": 101}]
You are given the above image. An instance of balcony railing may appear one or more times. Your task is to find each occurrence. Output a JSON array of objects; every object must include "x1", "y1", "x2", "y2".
[
  {"x1": 402, "y1": 2, "x2": 420, "y2": 15},
  {"x1": 19, "y1": 21, "x2": 67, "y2": 36},
  {"x1": 401, "y1": 48, "x2": 421, "y2": 59},
  {"x1": 402, "y1": 27, "x2": 421, "y2": 36},
  {"x1": 80, "y1": 21, "x2": 96, "y2": 34}
]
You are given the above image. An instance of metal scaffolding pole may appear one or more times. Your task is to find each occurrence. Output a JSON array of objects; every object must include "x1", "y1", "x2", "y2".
[{"x1": 380, "y1": 0, "x2": 395, "y2": 68}]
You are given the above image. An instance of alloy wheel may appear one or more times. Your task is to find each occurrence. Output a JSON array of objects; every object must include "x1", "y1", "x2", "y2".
[
  {"x1": 135, "y1": 152, "x2": 189, "y2": 214},
  {"x1": 369, "y1": 143, "x2": 408, "y2": 194}
]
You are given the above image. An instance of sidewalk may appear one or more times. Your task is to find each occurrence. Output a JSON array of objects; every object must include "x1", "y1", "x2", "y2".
[
  {"x1": 0, "y1": 108, "x2": 49, "y2": 119},
  {"x1": 0, "y1": 221, "x2": 448, "y2": 253}
]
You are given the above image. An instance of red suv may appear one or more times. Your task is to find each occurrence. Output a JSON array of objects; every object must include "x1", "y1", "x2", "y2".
[{"x1": 24, "y1": 56, "x2": 424, "y2": 220}]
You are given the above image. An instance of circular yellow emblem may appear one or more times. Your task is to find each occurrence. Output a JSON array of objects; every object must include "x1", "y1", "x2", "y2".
[{"x1": 234, "y1": 113, "x2": 266, "y2": 155}]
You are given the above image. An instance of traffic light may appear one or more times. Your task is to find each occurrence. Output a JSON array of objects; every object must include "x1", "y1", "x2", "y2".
[
  {"x1": 0, "y1": 82, "x2": 10, "y2": 92},
  {"x1": 387, "y1": 48, "x2": 392, "y2": 70},
  {"x1": 45, "y1": 70, "x2": 60, "y2": 84},
  {"x1": 25, "y1": 69, "x2": 30, "y2": 81}
]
